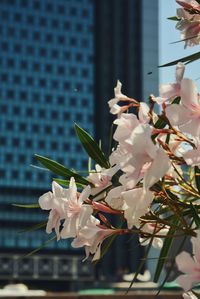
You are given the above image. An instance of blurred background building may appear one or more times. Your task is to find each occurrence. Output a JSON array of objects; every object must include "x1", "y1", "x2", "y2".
[{"x1": 0, "y1": 0, "x2": 158, "y2": 291}]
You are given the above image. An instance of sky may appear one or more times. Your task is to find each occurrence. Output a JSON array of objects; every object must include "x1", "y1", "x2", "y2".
[{"x1": 159, "y1": 0, "x2": 200, "y2": 86}]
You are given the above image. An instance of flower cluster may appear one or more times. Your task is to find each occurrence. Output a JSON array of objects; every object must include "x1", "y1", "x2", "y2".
[
  {"x1": 37, "y1": 60, "x2": 200, "y2": 298},
  {"x1": 33, "y1": 1, "x2": 200, "y2": 298},
  {"x1": 176, "y1": 0, "x2": 200, "y2": 48}
]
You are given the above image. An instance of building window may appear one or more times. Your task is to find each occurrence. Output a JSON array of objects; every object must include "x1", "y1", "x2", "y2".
[
  {"x1": 12, "y1": 138, "x2": 20, "y2": 147},
  {"x1": 6, "y1": 121, "x2": 14, "y2": 130},
  {"x1": 38, "y1": 140, "x2": 45, "y2": 149},
  {"x1": 12, "y1": 170, "x2": 19, "y2": 179},
  {"x1": 5, "y1": 153, "x2": 13, "y2": 162},
  {"x1": 25, "y1": 139, "x2": 33, "y2": 148}
]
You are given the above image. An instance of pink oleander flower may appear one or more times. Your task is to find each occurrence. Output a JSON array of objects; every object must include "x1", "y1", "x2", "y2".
[
  {"x1": 87, "y1": 164, "x2": 119, "y2": 198},
  {"x1": 176, "y1": 0, "x2": 200, "y2": 12},
  {"x1": 39, "y1": 178, "x2": 92, "y2": 240},
  {"x1": 113, "y1": 113, "x2": 140, "y2": 145},
  {"x1": 166, "y1": 78, "x2": 200, "y2": 137},
  {"x1": 176, "y1": 1, "x2": 200, "y2": 48},
  {"x1": 71, "y1": 215, "x2": 114, "y2": 261},
  {"x1": 155, "y1": 62, "x2": 185, "y2": 104},
  {"x1": 176, "y1": 231, "x2": 200, "y2": 291},
  {"x1": 39, "y1": 181, "x2": 69, "y2": 239},
  {"x1": 118, "y1": 124, "x2": 171, "y2": 190},
  {"x1": 113, "y1": 102, "x2": 150, "y2": 145},
  {"x1": 108, "y1": 80, "x2": 129, "y2": 114},
  {"x1": 121, "y1": 188, "x2": 154, "y2": 228}
]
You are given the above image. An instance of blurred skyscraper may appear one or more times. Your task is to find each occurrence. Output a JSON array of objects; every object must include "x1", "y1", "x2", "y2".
[{"x1": 0, "y1": 0, "x2": 158, "y2": 289}]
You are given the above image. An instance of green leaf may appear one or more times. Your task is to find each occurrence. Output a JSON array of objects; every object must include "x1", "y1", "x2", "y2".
[
  {"x1": 190, "y1": 202, "x2": 200, "y2": 229},
  {"x1": 19, "y1": 221, "x2": 47, "y2": 233},
  {"x1": 159, "y1": 51, "x2": 200, "y2": 67},
  {"x1": 170, "y1": 35, "x2": 199, "y2": 45},
  {"x1": 74, "y1": 123, "x2": 110, "y2": 169},
  {"x1": 23, "y1": 236, "x2": 56, "y2": 258},
  {"x1": 35, "y1": 154, "x2": 89, "y2": 185},
  {"x1": 12, "y1": 203, "x2": 40, "y2": 208},
  {"x1": 152, "y1": 116, "x2": 167, "y2": 140},
  {"x1": 167, "y1": 16, "x2": 180, "y2": 21},
  {"x1": 195, "y1": 166, "x2": 200, "y2": 193},
  {"x1": 171, "y1": 96, "x2": 181, "y2": 104},
  {"x1": 153, "y1": 219, "x2": 178, "y2": 283},
  {"x1": 53, "y1": 178, "x2": 85, "y2": 188},
  {"x1": 154, "y1": 117, "x2": 167, "y2": 129},
  {"x1": 126, "y1": 232, "x2": 155, "y2": 293}
]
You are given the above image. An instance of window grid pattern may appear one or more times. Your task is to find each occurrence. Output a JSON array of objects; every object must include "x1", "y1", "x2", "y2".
[{"x1": 0, "y1": 0, "x2": 94, "y2": 189}]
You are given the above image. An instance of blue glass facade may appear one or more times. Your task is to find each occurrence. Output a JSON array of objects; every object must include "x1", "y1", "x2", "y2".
[{"x1": 0, "y1": 0, "x2": 94, "y2": 250}]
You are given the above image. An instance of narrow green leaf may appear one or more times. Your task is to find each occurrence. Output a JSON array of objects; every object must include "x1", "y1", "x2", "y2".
[
  {"x1": 154, "y1": 219, "x2": 178, "y2": 282},
  {"x1": 53, "y1": 178, "x2": 85, "y2": 188},
  {"x1": 35, "y1": 154, "x2": 89, "y2": 185},
  {"x1": 172, "y1": 96, "x2": 181, "y2": 104},
  {"x1": 74, "y1": 123, "x2": 110, "y2": 169},
  {"x1": 19, "y1": 222, "x2": 47, "y2": 233},
  {"x1": 190, "y1": 202, "x2": 200, "y2": 229},
  {"x1": 170, "y1": 35, "x2": 199, "y2": 45},
  {"x1": 159, "y1": 51, "x2": 200, "y2": 67},
  {"x1": 156, "y1": 221, "x2": 193, "y2": 295},
  {"x1": 195, "y1": 166, "x2": 200, "y2": 193},
  {"x1": 12, "y1": 203, "x2": 40, "y2": 208},
  {"x1": 126, "y1": 232, "x2": 155, "y2": 293},
  {"x1": 152, "y1": 116, "x2": 167, "y2": 140},
  {"x1": 154, "y1": 117, "x2": 167, "y2": 129},
  {"x1": 23, "y1": 236, "x2": 56, "y2": 258},
  {"x1": 167, "y1": 16, "x2": 180, "y2": 21}
]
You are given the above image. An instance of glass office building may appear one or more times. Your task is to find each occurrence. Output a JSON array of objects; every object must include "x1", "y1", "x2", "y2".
[
  {"x1": 0, "y1": 0, "x2": 94, "y2": 248},
  {"x1": 0, "y1": 0, "x2": 158, "y2": 286}
]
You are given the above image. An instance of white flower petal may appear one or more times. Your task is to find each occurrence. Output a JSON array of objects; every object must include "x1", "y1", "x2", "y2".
[
  {"x1": 176, "y1": 251, "x2": 197, "y2": 274},
  {"x1": 176, "y1": 62, "x2": 185, "y2": 83},
  {"x1": 39, "y1": 191, "x2": 53, "y2": 210},
  {"x1": 166, "y1": 104, "x2": 191, "y2": 126},
  {"x1": 181, "y1": 79, "x2": 199, "y2": 107},
  {"x1": 144, "y1": 148, "x2": 170, "y2": 189}
]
